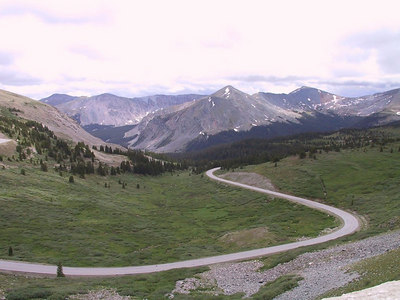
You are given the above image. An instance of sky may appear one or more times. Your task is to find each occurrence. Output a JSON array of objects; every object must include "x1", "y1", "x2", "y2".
[{"x1": 0, "y1": 0, "x2": 399, "y2": 99}]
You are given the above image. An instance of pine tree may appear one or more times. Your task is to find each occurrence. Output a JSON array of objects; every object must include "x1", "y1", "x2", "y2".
[
  {"x1": 8, "y1": 246, "x2": 13, "y2": 256},
  {"x1": 57, "y1": 262, "x2": 65, "y2": 277}
]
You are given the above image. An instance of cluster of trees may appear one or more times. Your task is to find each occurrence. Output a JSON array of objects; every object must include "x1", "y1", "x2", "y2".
[
  {"x1": 2, "y1": 112, "x2": 189, "y2": 178},
  {"x1": 120, "y1": 150, "x2": 185, "y2": 175},
  {"x1": 175, "y1": 124, "x2": 400, "y2": 172},
  {"x1": 93, "y1": 144, "x2": 124, "y2": 155}
]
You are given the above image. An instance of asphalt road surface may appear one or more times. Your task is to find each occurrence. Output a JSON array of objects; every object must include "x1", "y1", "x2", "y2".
[
  {"x1": 0, "y1": 167, "x2": 359, "y2": 276},
  {"x1": 0, "y1": 138, "x2": 11, "y2": 144}
]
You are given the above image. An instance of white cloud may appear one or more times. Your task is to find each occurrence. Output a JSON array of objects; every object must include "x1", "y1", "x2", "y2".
[{"x1": 0, "y1": 0, "x2": 399, "y2": 98}]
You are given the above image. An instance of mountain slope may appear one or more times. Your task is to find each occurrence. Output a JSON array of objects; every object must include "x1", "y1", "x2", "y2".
[
  {"x1": 0, "y1": 89, "x2": 104, "y2": 146},
  {"x1": 256, "y1": 86, "x2": 400, "y2": 117},
  {"x1": 255, "y1": 86, "x2": 346, "y2": 112},
  {"x1": 43, "y1": 93, "x2": 204, "y2": 126},
  {"x1": 127, "y1": 86, "x2": 400, "y2": 153},
  {"x1": 41, "y1": 93, "x2": 78, "y2": 106},
  {"x1": 128, "y1": 86, "x2": 301, "y2": 152}
]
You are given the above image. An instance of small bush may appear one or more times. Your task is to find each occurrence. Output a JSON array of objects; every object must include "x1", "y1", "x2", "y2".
[
  {"x1": 69, "y1": 175, "x2": 74, "y2": 183},
  {"x1": 7, "y1": 288, "x2": 52, "y2": 300},
  {"x1": 41, "y1": 162, "x2": 48, "y2": 172},
  {"x1": 20, "y1": 169, "x2": 25, "y2": 175}
]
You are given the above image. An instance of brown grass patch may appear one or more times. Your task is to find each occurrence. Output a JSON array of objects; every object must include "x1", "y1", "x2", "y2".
[{"x1": 219, "y1": 227, "x2": 277, "y2": 247}]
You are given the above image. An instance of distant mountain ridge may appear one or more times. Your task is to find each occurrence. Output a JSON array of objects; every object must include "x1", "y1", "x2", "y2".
[
  {"x1": 41, "y1": 86, "x2": 400, "y2": 153},
  {"x1": 41, "y1": 93, "x2": 205, "y2": 126}
]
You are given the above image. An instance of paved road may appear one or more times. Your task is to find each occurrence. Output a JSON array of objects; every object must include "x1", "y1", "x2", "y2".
[
  {"x1": 0, "y1": 167, "x2": 359, "y2": 276},
  {"x1": 0, "y1": 138, "x2": 11, "y2": 144}
]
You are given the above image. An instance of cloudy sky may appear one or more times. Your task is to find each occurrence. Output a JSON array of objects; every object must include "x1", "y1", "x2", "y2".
[{"x1": 0, "y1": 0, "x2": 399, "y2": 99}]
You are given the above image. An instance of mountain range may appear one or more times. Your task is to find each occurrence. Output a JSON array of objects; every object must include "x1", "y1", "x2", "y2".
[
  {"x1": 41, "y1": 86, "x2": 400, "y2": 152},
  {"x1": 41, "y1": 93, "x2": 205, "y2": 126}
]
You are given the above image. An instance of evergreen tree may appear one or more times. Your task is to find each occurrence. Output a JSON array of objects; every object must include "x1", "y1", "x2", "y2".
[
  {"x1": 110, "y1": 166, "x2": 117, "y2": 175},
  {"x1": 8, "y1": 246, "x2": 13, "y2": 256},
  {"x1": 57, "y1": 262, "x2": 65, "y2": 277}
]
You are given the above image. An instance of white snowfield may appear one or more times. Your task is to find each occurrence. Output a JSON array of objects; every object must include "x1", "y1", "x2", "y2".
[
  {"x1": 0, "y1": 167, "x2": 360, "y2": 276},
  {"x1": 323, "y1": 280, "x2": 400, "y2": 299}
]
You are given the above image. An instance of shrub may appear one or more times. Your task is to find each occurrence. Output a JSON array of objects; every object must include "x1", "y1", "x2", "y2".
[
  {"x1": 7, "y1": 288, "x2": 52, "y2": 300},
  {"x1": 40, "y1": 162, "x2": 48, "y2": 172},
  {"x1": 69, "y1": 175, "x2": 74, "y2": 183}
]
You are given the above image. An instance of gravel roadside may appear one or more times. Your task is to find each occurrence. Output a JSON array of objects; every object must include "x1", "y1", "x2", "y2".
[
  {"x1": 68, "y1": 289, "x2": 131, "y2": 300},
  {"x1": 170, "y1": 230, "x2": 400, "y2": 299},
  {"x1": 219, "y1": 172, "x2": 277, "y2": 191}
]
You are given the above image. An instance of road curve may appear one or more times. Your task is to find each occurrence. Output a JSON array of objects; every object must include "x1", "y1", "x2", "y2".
[{"x1": 0, "y1": 167, "x2": 359, "y2": 276}]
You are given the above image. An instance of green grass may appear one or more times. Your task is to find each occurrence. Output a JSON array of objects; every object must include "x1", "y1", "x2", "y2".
[
  {"x1": 0, "y1": 160, "x2": 335, "y2": 267},
  {"x1": 0, "y1": 267, "x2": 208, "y2": 300},
  {"x1": 0, "y1": 270, "x2": 303, "y2": 300},
  {"x1": 252, "y1": 275, "x2": 302, "y2": 300},
  {"x1": 244, "y1": 144, "x2": 400, "y2": 237}
]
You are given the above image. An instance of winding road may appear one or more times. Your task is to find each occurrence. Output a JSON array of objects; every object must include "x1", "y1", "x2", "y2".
[{"x1": 0, "y1": 167, "x2": 359, "y2": 276}]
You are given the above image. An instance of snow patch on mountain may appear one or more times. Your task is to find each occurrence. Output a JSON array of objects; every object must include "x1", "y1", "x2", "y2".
[{"x1": 224, "y1": 87, "x2": 230, "y2": 97}]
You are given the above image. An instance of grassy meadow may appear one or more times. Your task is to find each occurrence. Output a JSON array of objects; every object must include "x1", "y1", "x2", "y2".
[
  {"x1": 244, "y1": 141, "x2": 400, "y2": 237},
  {"x1": 0, "y1": 158, "x2": 336, "y2": 268}
]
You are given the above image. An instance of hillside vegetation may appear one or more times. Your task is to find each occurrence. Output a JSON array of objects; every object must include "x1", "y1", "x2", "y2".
[
  {"x1": 0, "y1": 107, "x2": 336, "y2": 268},
  {"x1": 241, "y1": 125, "x2": 400, "y2": 237}
]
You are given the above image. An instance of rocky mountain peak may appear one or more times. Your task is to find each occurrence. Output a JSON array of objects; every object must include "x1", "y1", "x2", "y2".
[{"x1": 211, "y1": 85, "x2": 249, "y2": 100}]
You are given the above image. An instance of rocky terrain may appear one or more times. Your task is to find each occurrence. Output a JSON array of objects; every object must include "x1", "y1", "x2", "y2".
[
  {"x1": 169, "y1": 230, "x2": 400, "y2": 299},
  {"x1": 68, "y1": 289, "x2": 131, "y2": 300}
]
